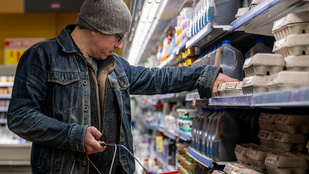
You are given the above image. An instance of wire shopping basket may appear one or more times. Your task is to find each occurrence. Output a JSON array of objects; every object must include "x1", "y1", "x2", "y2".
[{"x1": 100, "y1": 143, "x2": 180, "y2": 174}]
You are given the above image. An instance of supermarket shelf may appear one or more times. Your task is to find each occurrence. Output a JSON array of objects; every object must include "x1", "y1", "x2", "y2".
[
  {"x1": 187, "y1": 146, "x2": 212, "y2": 168},
  {"x1": 157, "y1": 37, "x2": 188, "y2": 68},
  {"x1": 186, "y1": 87, "x2": 309, "y2": 107},
  {"x1": 185, "y1": 92, "x2": 200, "y2": 101},
  {"x1": 230, "y1": 0, "x2": 308, "y2": 36},
  {"x1": 0, "y1": 161, "x2": 30, "y2": 166},
  {"x1": 209, "y1": 94, "x2": 252, "y2": 107},
  {"x1": 141, "y1": 120, "x2": 177, "y2": 140},
  {"x1": 0, "y1": 82, "x2": 13, "y2": 87},
  {"x1": 0, "y1": 119, "x2": 6, "y2": 124},
  {"x1": 186, "y1": 23, "x2": 230, "y2": 49},
  {"x1": 0, "y1": 94, "x2": 11, "y2": 99},
  {"x1": 174, "y1": 130, "x2": 191, "y2": 141},
  {"x1": 155, "y1": 93, "x2": 176, "y2": 101},
  {"x1": 157, "y1": 157, "x2": 177, "y2": 172},
  {"x1": 0, "y1": 107, "x2": 8, "y2": 112},
  {"x1": 176, "y1": 37, "x2": 189, "y2": 55},
  {"x1": 251, "y1": 87, "x2": 309, "y2": 107}
]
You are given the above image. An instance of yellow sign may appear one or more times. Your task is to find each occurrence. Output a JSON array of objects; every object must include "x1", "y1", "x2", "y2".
[
  {"x1": 156, "y1": 136, "x2": 163, "y2": 152},
  {"x1": 4, "y1": 38, "x2": 45, "y2": 65},
  {"x1": 5, "y1": 49, "x2": 26, "y2": 64}
]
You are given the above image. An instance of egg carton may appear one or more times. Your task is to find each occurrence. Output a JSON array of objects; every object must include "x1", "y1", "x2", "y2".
[
  {"x1": 235, "y1": 7, "x2": 249, "y2": 18},
  {"x1": 218, "y1": 82, "x2": 243, "y2": 96},
  {"x1": 242, "y1": 76, "x2": 269, "y2": 94},
  {"x1": 243, "y1": 54, "x2": 285, "y2": 77},
  {"x1": 285, "y1": 55, "x2": 309, "y2": 71},
  {"x1": 264, "y1": 152, "x2": 308, "y2": 174},
  {"x1": 273, "y1": 131, "x2": 307, "y2": 144},
  {"x1": 275, "y1": 123, "x2": 300, "y2": 134},
  {"x1": 265, "y1": 164, "x2": 308, "y2": 174},
  {"x1": 258, "y1": 113, "x2": 277, "y2": 132},
  {"x1": 212, "y1": 170, "x2": 225, "y2": 174},
  {"x1": 265, "y1": 152, "x2": 308, "y2": 168},
  {"x1": 272, "y1": 12, "x2": 309, "y2": 40},
  {"x1": 258, "y1": 130, "x2": 274, "y2": 148},
  {"x1": 273, "y1": 23, "x2": 309, "y2": 41},
  {"x1": 224, "y1": 162, "x2": 247, "y2": 173},
  {"x1": 218, "y1": 82, "x2": 227, "y2": 96},
  {"x1": 273, "y1": 34, "x2": 309, "y2": 58},
  {"x1": 274, "y1": 114, "x2": 309, "y2": 133},
  {"x1": 267, "y1": 71, "x2": 309, "y2": 92},
  {"x1": 230, "y1": 168, "x2": 262, "y2": 174},
  {"x1": 246, "y1": 146, "x2": 275, "y2": 169},
  {"x1": 234, "y1": 144, "x2": 259, "y2": 164},
  {"x1": 274, "y1": 141, "x2": 306, "y2": 152},
  {"x1": 223, "y1": 82, "x2": 244, "y2": 96}
]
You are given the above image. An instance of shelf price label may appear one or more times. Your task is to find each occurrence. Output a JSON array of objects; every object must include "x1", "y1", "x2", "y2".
[
  {"x1": 156, "y1": 136, "x2": 163, "y2": 152},
  {"x1": 4, "y1": 38, "x2": 45, "y2": 64}
]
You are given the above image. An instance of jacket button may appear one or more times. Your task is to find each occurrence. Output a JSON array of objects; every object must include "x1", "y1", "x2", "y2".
[
  {"x1": 83, "y1": 80, "x2": 87, "y2": 86},
  {"x1": 76, "y1": 56, "x2": 81, "y2": 60},
  {"x1": 84, "y1": 106, "x2": 88, "y2": 111},
  {"x1": 82, "y1": 161, "x2": 87, "y2": 165}
]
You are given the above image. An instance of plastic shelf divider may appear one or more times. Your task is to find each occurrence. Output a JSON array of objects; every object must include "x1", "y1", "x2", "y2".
[
  {"x1": 186, "y1": 23, "x2": 212, "y2": 49},
  {"x1": 230, "y1": 0, "x2": 281, "y2": 31},
  {"x1": 187, "y1": 146, "x2": 212, "y2": 168}
]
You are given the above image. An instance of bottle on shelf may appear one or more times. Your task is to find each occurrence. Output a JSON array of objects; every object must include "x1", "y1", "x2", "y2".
[
  {"x1": 214, "y1": 40, "x2": 245, "y2": 80},
  {"x1": 209, "y1": 0, "x2": 241, "y2": 25},
  {"x1": 245, "y1": 39, "x2": 273, "y2": 58}
]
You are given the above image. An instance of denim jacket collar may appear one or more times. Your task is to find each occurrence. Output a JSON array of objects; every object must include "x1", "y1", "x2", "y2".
[{"x1": 56, "y1": 24, "x2": 79, "y2": 54}]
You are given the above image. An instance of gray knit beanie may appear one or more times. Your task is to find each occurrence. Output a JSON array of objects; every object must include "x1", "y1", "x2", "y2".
[{"x1": 77, "y1": 0, "x2": 132, "y2": 34}]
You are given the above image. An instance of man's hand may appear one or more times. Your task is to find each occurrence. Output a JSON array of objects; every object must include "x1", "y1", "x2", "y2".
[
  {"x1": 84, "y1": 126, "x2": 106, "y2": 154},
  {"x1": 212, "y1": 73, "x2": 239, "y2": 96}
]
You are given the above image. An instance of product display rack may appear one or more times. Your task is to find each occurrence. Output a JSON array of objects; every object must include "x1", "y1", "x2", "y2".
[
  {"x1": 138, "y1": 0, "x2": 309, "y2": 173},
  {"x1": 231, "y1": 0, "x2": 309, "y2": 35}
]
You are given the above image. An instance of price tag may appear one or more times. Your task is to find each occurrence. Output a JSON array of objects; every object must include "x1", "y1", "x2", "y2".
[
  {"x1": 192, "y1": 93, "x2": 198, "y2": 106},
  {"x1": 156, "y1": 136, "x2": 163, "y2": 152}
]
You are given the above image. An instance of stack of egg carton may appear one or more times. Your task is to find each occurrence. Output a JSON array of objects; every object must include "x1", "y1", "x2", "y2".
[
  {"x1": 261, "y1": 113, "x2": 309, "y2": 173},
  {"x1": 257, "y1": 112, "x2": 277, "y2": 149},
  {"x1": 270, "y1": 12, "x2": 309, "y2": 92},
  {"x1": 242, "y1": 53, "x2": 284, "y2": 94}
]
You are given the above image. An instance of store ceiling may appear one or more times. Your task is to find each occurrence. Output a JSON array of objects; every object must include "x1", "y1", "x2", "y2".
[{"x1": 124, "y1": 0, "x2": 194, "y2": 65}]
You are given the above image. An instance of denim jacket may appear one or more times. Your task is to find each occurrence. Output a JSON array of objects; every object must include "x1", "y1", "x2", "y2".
[{"x1": 7, "y1": 25, "x2": 221, "y2": 174}]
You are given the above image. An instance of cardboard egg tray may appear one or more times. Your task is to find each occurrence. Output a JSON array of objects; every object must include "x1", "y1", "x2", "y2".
[
  {"x1": 273, "y1": 23, "x2": 309, "y2": 41},
  {"x1": 273, "y1": 141, "x2": 306, "y2": 152},
  {"x1": 246, "y1": 146, "x2": 275, "y2": 169},
  {"x1": 272, "y1": 12, "x2": 309, "y2": 40},
  {"x1": 258, "y1": 113, "x2": 277, "y2": 132},
  {"x1": 234, "y1": 144, "x2": 259, "y2": 164},
  {"x1": 285, "y1": 55, "x2": 309, "y2": 71},
  {"x1": 274, "y1": 114, "x2": 309, "y2": 133},
  {"x1": 242, "y1": 76, "x2": 269, "y2": 94},
  {"x1": 267, "y1": 71, "x2": 309, "y2": 92},
  {"x1": 258, "y1": 130, "x2": 274, "y2": 148},
  {"x1": 273, "y1": 132, "x2": 307, "y2": 148},
  {"x1": 218, "y1": 82, "x2": 243, "y2": 96},
  {"x1": 264, "y1": 152, "x2": 308, "y2": 174},
  {"x1": 273, "y1": 34, "x2": 309, "y2": 58},
  {"x1": 223, "y1": 162, "x2": 262, "y2": 174},
  {"x1": 243, "y1": 54, "x2": 285, "y2": 77}
]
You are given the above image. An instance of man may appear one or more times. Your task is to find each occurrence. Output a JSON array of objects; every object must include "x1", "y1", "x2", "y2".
[{"x1": 7, "y1": 0, "x2": 238, "y2": 173}]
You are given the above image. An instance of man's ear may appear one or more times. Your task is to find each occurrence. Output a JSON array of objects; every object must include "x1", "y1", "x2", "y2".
[{"x1": 90, "y1": 30, "x2": 97, "y2": 37}]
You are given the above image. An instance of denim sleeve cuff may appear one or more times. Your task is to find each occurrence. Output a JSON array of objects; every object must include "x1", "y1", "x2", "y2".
[
  {"x1": 198, "y1": 66, "x2": 222, "y2": 99},
  {"x1": 70, "y1": 124, "x2": 88, "y2": 152}
]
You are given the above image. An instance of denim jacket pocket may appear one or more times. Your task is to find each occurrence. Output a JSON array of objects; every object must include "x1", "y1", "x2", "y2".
[
  {"x1": 117, "y1": 73, "x2": 130, "y2": 91},
  {"x1": 48, "y1": 71, "x2": 80, "y2": 85},
  {"x1": 47, "y1": 71, "x2": 80, "y2": 112}
]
